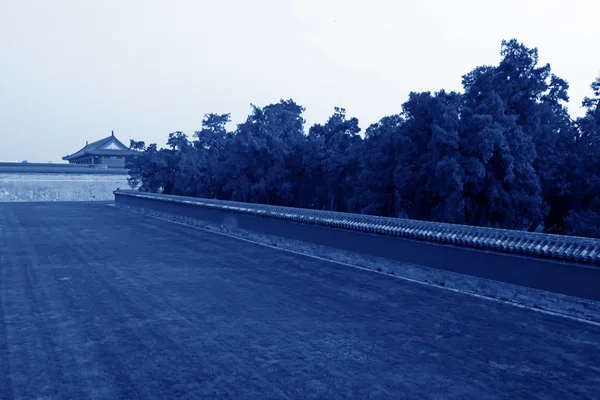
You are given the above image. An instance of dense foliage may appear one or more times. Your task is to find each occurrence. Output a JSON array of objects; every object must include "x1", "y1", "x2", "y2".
[{"x1": 125, "y1": 39, "x2": 600, "y2": 238}]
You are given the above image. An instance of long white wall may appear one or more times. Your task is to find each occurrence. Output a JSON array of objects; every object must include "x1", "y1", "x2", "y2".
[{"x1": 0, "y1": 173, "x2": 129, "y2": 202}]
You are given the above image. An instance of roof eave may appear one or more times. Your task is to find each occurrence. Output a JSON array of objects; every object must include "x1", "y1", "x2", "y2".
[{"x1": 63, "y1": 150, "x2": 135, "y2": 160}]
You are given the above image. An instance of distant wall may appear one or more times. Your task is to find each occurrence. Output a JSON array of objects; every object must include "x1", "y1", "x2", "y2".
[
  {"x1": 0, "y1": 173, "x2": 129, "y2": 202},
  {"x1": 0, "y1": 162, "x2": 129, "y2": 174}
]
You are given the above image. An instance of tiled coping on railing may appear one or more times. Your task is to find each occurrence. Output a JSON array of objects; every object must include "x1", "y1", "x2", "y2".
[{"x1": 114, "y1": 190, "x2": 600, "y2": 265}]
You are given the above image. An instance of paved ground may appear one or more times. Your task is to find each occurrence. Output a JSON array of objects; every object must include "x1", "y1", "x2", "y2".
[{"x1": 0, "y1": 202, "x2": 599, "y2": 399}]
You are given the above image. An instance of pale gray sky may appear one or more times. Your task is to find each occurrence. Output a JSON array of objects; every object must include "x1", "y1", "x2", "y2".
[{"x1": 0, "y1": 0, "x2": 598, "y2": 162}]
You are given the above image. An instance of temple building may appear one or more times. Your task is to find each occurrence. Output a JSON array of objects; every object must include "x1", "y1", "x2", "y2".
[{"x1": 62, "y1": 131, "x2": 136, "y2": 167}]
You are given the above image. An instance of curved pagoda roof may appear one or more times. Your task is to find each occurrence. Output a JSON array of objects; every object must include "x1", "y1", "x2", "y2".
[{"x1": 62, "y1": 131, "x2": 136, "y2": 161}]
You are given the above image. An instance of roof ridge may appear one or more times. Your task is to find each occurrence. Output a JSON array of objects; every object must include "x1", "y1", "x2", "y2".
[{"x1": 86, "y1": 136, "x2": 113, "y2": 149}]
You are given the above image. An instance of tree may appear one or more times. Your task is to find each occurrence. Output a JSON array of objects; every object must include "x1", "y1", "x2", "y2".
[
  {"x1": 392, "y1": 90, "x2": 465, "y2": 223},
  {"x1": 192, "y1": 113, "x2": 231, "y2": 199},
  {"x1": 565, "y1": 76, "x2": 600, "y2": 237},
  {"x1": 306, "y1": 110, "x2": 362, "y2": 212},
  {"x1": 125, "y1": 133, "x2": 189, "y2": 194},
  {"x1": 160, "y1": 131, "x2": 191, "y2": 195},
  {"x1": 223, "y1": 99, "x2": 307, "y2": 206},
  {"x1": 129, "y1": 139, "x2": 146, "y2": 151},
  {"x1": 491, "y1": 39, "x2": 576, "y2": 232},
  {"x1": 194, "y1": 113, "x2": 230, "y2": 151},
  {"x1": 350, "y1": 114, "x2": 403, "y2": 217},
  {"x1": 125, "y1": 143, "x2": 172, "y2": 192},
  {"x1": 460, "y1": 61, "x2": 543, "y2": 230}
]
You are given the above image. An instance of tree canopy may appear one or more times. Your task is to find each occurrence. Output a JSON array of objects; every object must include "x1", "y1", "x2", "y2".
[{"x1": 125, "y1": 39, "x2": 600, "y2": 238}]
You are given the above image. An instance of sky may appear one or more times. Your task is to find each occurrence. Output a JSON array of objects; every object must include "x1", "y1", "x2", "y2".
[{"x1": 0, "y1": 0, "x2": 599, "y2": 162}]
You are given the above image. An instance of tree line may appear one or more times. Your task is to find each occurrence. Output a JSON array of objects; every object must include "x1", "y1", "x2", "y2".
[{"x1": 125, "y1": 39, "x2": 600, "y2": 238}]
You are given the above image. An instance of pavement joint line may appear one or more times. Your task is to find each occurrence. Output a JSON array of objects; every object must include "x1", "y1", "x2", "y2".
[{"x1": 121, "y1": 208, "x2": 600, "y2": 328}]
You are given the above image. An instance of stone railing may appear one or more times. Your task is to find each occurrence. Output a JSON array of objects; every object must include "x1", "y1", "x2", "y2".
[{"x1": 114, "y1": 190, "x2": 600, "y2": 265}]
